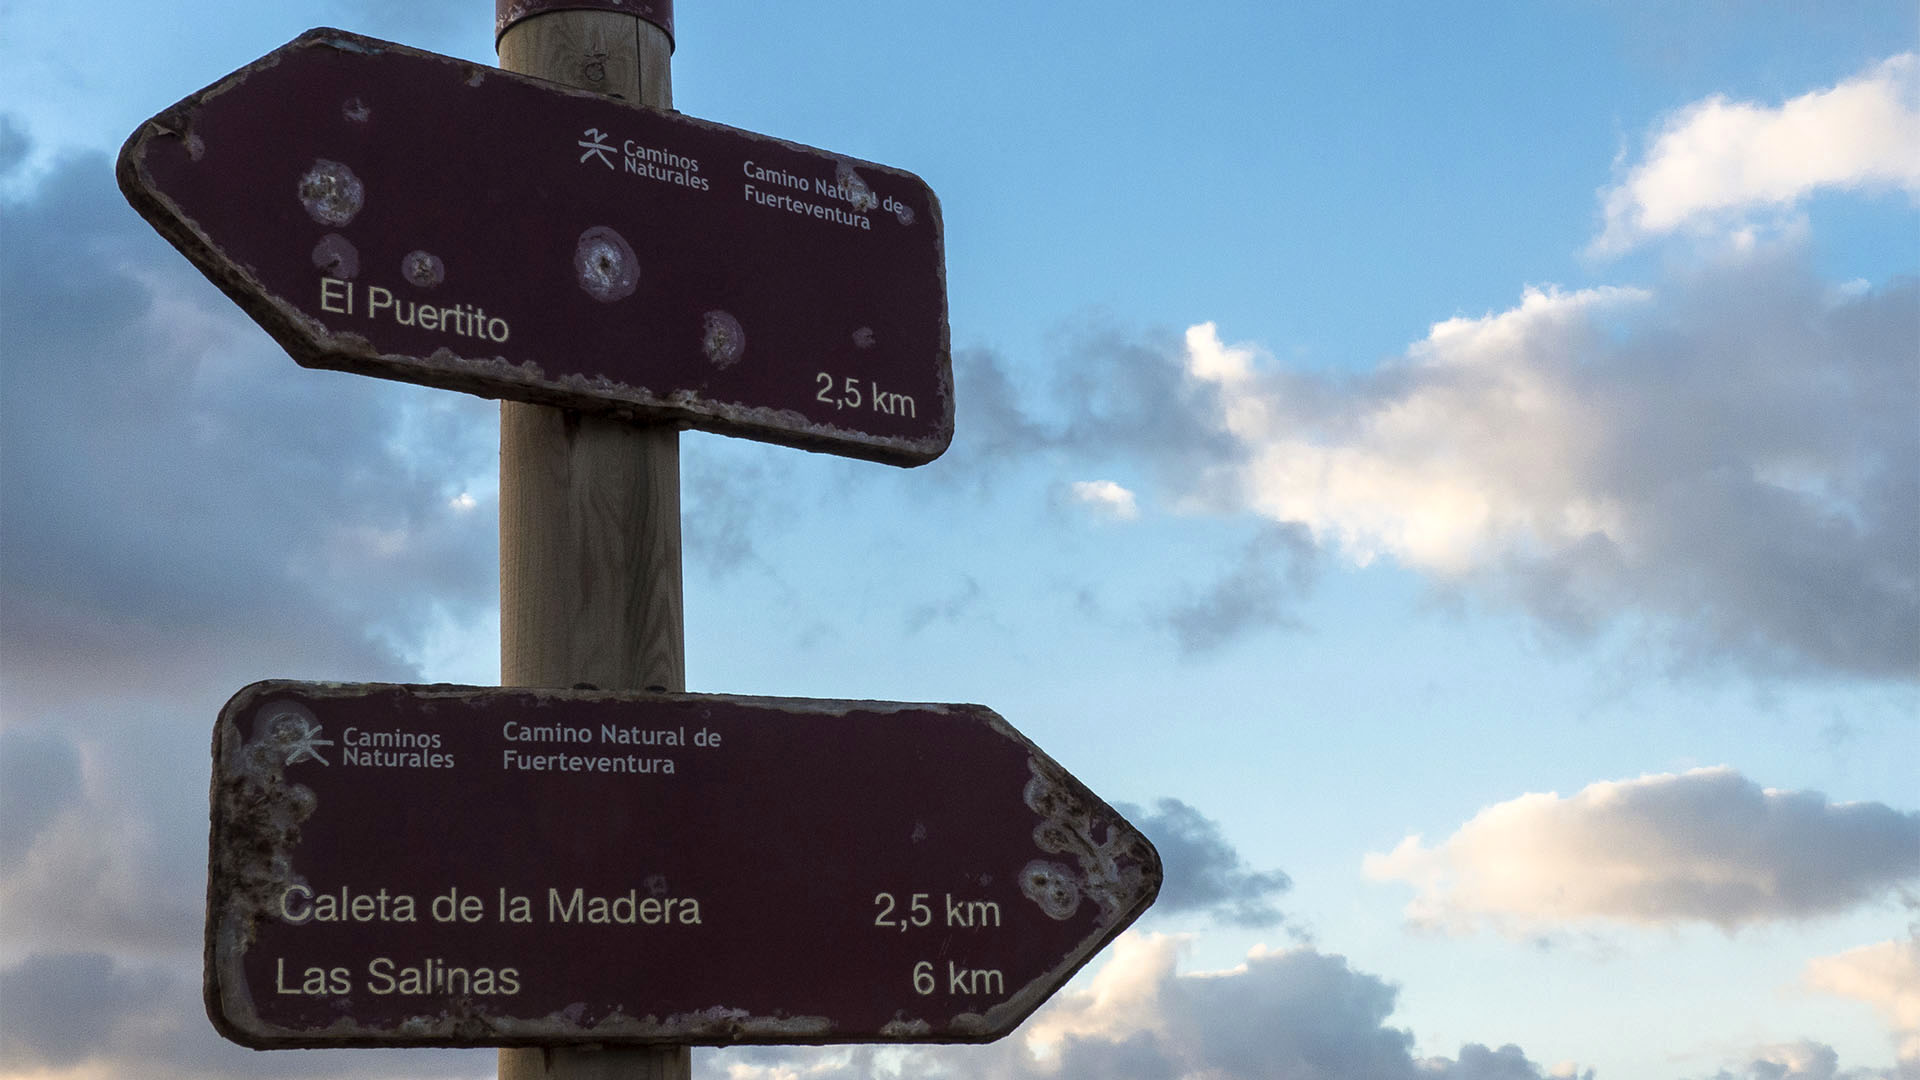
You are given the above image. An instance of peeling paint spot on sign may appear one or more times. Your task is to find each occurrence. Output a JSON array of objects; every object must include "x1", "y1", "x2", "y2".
[
  {"x1": 574, "y1": 226, "x2": 638, "y2": 302},
  {"x1": 402, "y1": 250, "x2": 446, "y2": 288},
  {"x1": 311, "y1": 233, "x2": 359, "y2": 279},
  {"x1": 298, "y1": 159, "x2": 364, "y2": 227},
  {"x1": 701, "y1": 310, "x2": 745, "y2": 367}
]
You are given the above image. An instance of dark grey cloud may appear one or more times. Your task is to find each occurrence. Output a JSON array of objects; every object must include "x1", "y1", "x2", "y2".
[
  {"x1": 937, "y1": 330, "x2": 1242, "y2": 502},
  {"x1": 1120, "y1": 798, "x2": 1292, "y2": 929},
  {"x1": 0, "y1": 129, "x2": 497, "y2": 977},
  {"x1": 0, "y1": 135, "x2": 499, "y2": 716},
  {"x1": 0, "y1": 953, "x2": 173, "y2": 1070},
  {"x1": 0, "y1": 114, "x2": 27, "y2": 177},
  {"x1": 1164, "y1": 523, "x2": 1320, "y2": 655},
  {"x1": 0, "y1": 727, "x2": 84, "y2": 868},
  {"x1": 947, "y1": 346, "x2": 1055, "y2": 467}
]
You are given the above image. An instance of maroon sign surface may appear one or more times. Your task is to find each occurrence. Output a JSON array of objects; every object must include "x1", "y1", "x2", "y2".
[
  {"x1": 207, "y1": 683, "x2": 1160, "y2": 1047},
  {"x1": 119, "y1": 29, "x2": 951, "y2": 466}
]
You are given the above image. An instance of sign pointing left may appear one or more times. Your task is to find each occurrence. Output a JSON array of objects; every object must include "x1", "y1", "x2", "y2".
[{"x1": 118, "y1": 28, "x2": 953, "y2": 465}]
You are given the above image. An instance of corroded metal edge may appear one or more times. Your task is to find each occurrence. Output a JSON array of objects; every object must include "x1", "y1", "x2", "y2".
[
  {"x1": 116, "y1": 27, "x2": 953, "y2": 468},
  {"x1": 205, "y1": 681, "x2": 1160, "y2": 1048}
]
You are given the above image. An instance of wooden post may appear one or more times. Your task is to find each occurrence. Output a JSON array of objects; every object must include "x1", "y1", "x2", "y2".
[{"x1": 496, "y1": 9, "x2": 691, "y2": 1080}]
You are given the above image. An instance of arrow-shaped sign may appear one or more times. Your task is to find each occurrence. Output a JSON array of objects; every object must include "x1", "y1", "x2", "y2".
[
  {"x1": 207, "y1": 682, "x2": 1161, "y2": 1047},
  {"x1": 119, "y1": 29, "x2": 952, "y2": 466}
]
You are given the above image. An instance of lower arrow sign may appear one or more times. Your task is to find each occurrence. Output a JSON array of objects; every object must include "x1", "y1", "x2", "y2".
[{"x1": 206, "y1": 682, "x2": 1161, "y2": 1047}]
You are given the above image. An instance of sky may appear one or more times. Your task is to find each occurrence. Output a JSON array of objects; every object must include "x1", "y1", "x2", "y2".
[{"x1": 1, "y1": 1, "x2": 1916, "y2": 1079}]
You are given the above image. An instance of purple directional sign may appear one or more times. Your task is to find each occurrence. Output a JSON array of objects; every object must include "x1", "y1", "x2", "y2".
[
  {"x1": 207, "y1": 682, "x2": 1161, "y2": 1048},
  {"x1": 118, "y1": 29, "x2": 951, "y2": 466}
]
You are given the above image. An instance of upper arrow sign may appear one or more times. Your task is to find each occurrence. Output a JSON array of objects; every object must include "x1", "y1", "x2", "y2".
[
  {"x1": 207, "y1": 682, "x2": 1160, "y2": 1048},
  {"x1": 118, "y1": 29, "x2": 952, "y2": 466}
]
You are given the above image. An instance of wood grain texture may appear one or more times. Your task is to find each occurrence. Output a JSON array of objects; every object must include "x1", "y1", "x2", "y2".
[
  {"x1": 497, "y1": 10, "x2": 690, "y2": 1079},
  {"x1": 498, "y1": 406, "x2": 684, "y2": 692},
  {"x1": 496, "y1": 9, "x2": 672, "y2": 107}
]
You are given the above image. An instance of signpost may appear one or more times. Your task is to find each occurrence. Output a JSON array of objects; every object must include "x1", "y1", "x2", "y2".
[
  {"x1": 119, "y1": 4, "x2": 1161, "y2": 1077},
  {"x1": 208, "y1": 682, "x2": 1160, "y2": 1047},
  {"x1": 117, "y1": 27, "x2": 952, "y2": 466}
]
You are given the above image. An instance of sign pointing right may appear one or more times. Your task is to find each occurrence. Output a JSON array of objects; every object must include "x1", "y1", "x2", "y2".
[{"x1": 207, "y1": 683, "x2": 1162, "y2": 1047}]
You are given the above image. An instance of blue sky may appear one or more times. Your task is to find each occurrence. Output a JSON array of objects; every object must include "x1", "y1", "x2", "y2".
[{"x1": 2, "y1": 2, "x2": 1916, "y2": 1079}]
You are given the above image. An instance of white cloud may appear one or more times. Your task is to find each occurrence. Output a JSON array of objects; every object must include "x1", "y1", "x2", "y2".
[
  {"x1": 1594, "y1": 53, "x2": 1920, "y2": 253},
  {"x1": 1157, "y1": 243, "x2": 1919, "y2": 678},
  {"x1": 1188, "y1": 289, "x2": 1647, "y2": 574},
  {"x1": 1364, "y1": 767, "x2": 1920, "y2": 934},
  {"x1": 1068, "y1": 479, "x2": 1140, "y2": 520},
  {"x1": 1807, "y1": 937, "x2": 1920, "y2": 1069}
]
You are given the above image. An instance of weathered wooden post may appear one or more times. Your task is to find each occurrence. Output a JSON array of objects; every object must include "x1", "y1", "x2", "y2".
[{"x1": 494, "y1": 10, "x2": 691, "y2": 1080}]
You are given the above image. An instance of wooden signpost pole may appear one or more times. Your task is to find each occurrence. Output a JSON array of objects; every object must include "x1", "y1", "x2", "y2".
[{"x1": 495, "y1": 9, "x2": 691, "y2": 1080}]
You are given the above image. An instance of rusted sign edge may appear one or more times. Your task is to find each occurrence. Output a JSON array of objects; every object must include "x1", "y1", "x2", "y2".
[
  {"x1": 206, "y1": 681, "x2": 1161, "y2": 1048},
  {"x1": 116, "y1": 28, "x2": 953, "y2": 468}
]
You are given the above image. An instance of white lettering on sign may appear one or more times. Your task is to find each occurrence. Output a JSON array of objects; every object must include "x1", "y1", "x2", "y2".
[
  {"x1": 547, "y1": 887, "x2": 703, "y2": 925},
  {"x1": 341, "y1": 727, "x2": 455, "y2": 769},
  {"x1": 320, "y1": 278, "x2": 511, "y2": 344},
  {"x1": 874, "y1": 892, "x2": 1008, "y2": 999},
  {"x1": 500, "y1": 749, "x2": 675, "y2": 774},
  {"x1": 741, "y1": 158, "x2": 874, "y2": 231},
  {"x1": 365, "y1": 956, "x2": 521, "y2": 996},
  {"x1": 576, "y1": 126, "x2": 709, "y2": 191},
  {"x1": 275, "y1": 957, "x2": 351, "y2": 996},
  {"x1": 280, "y1": 883, "x2": 418, "y2": 924},
  {"x1": 815, "y1": 372, "x2": 917, "y2": 417},
  {"x1": 502, "y1": 720, "x2": 592, "y2": 744},
  {"x1": 621, "y1": 139, "x2": 709, "y2": 190},
  {"x1": 737, "y1": 159, "x2": 912, "y2": 231}
]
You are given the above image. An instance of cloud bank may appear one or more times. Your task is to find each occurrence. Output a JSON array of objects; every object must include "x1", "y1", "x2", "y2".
[
  {"x1": 0, "y1": 129, "x2": 501, "y2": 1079},
  {"x1": 1364, "y1": 767, "x2": 1920, "y2": 934},
  {"x1": 1191, "y1": 248, "x2": 1916, "y2": 679},
  {"x1": 970, "y1": 238, "x2": 1917, "y2": 676},
  {"x1": 943, "y1": 57, "x2": 1920, "y2": 675}
]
